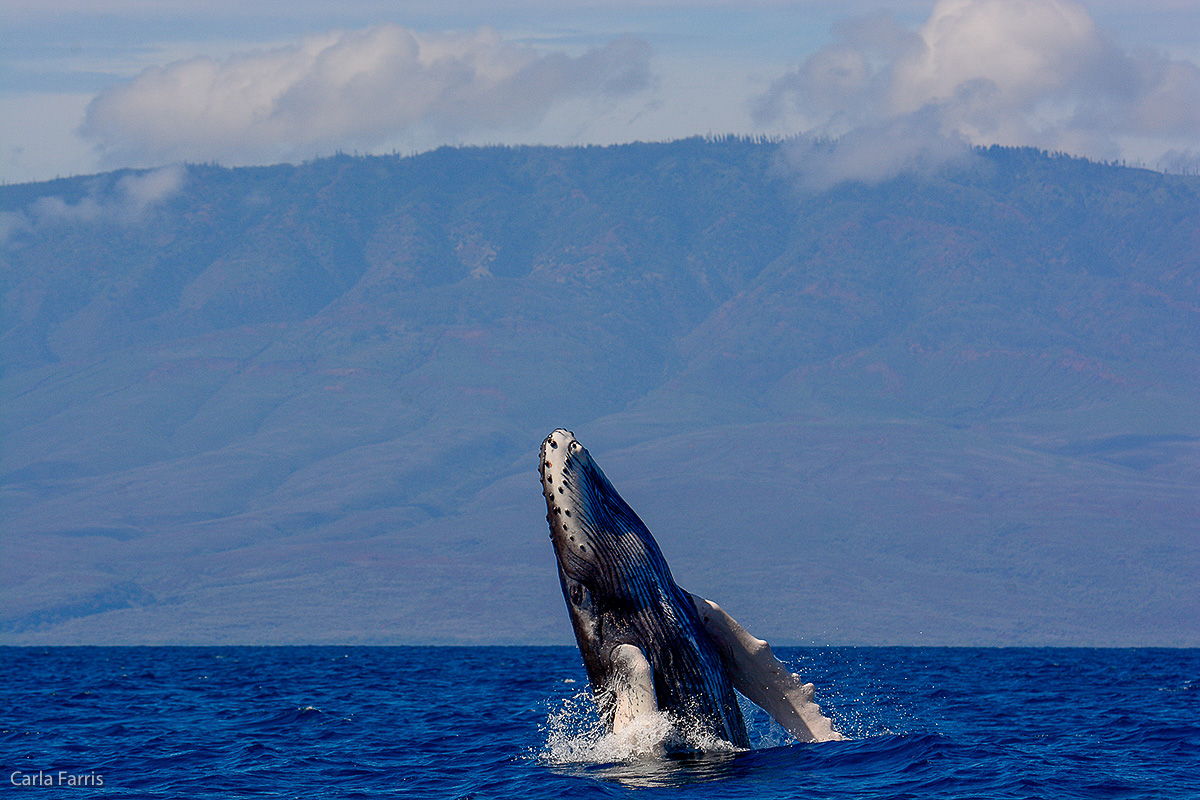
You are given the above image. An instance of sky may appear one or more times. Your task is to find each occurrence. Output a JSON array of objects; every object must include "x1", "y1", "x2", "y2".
[{"x1": 2, "y1": 0, "x2": 1199, "y2": 185}]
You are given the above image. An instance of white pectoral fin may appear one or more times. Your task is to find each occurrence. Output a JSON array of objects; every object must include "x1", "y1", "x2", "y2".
[
  {"x1": 609, "y1": 643, "x2": 659, "y2": 734},
  {"x1": 689, "y1": 594, "x2": 844, "y2": 743}
]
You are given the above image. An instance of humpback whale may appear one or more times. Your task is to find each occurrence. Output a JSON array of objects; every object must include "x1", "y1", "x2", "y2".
[{"x1": 540, "y1": 428, "x2": 842, "y2": 749}]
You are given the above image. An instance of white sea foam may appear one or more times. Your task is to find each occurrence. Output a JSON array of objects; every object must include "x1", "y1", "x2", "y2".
[{"x1": 540, "y1": 691, "x2": 742, "y2": 764}]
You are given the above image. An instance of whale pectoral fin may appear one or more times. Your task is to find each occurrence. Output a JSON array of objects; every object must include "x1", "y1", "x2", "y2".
[
  {"x1": 608, "y1": 643, "x2": 659, "y2": 734},
  {"x1": 689, "y1": 593, "x2": 844, "y2": 743}
]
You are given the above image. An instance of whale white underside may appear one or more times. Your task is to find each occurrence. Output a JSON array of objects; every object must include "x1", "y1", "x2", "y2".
[{"x1": 687, "y1": 593, "x2": 843, "y2": 743}]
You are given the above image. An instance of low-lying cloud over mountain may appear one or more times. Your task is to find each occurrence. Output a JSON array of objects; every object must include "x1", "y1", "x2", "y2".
[
  {"x1": 755, "y1": 0, "x2": 1200, "y2": 176},
  {"x1": 0, "y1": 164, "x2": 186, "y2": 241}
]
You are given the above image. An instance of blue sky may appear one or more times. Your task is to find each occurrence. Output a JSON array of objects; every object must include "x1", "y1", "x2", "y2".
[{"x1": 3, "y1": 0, "x2": 1199, "y2": 184}]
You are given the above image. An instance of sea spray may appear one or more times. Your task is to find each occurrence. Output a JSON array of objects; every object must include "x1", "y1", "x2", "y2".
[{"x1": 540, "y1": 689, "x2": 742, "y2": 764}]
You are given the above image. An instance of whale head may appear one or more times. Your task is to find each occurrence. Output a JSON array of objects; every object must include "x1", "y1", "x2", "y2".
[{"x1": 540, "y1": 428, "x2": 675, "y2": 686}]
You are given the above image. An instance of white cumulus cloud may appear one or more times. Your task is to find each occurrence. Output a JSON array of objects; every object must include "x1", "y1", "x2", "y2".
[
  {"x1": 756, "y1": 0, "x2": 1200, "y2": 183},
  {"x1": 80, "y1": 24, "x2": 652, "y2": 167}
]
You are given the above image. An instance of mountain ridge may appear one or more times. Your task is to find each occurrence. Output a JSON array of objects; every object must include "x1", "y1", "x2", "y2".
[{"x1": 2, "y1": 139, "x2": 1197, "y2": 645}]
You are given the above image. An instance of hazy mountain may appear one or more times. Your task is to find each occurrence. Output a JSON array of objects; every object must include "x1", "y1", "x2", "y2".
[{"x1": 2, "y1": 139, "x2": 1197, "y2": 645}]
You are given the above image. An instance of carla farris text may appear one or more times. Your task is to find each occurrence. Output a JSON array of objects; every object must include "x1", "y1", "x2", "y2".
[{"x1": 11, "y1": 771, "x2": 104, "y2": 788}]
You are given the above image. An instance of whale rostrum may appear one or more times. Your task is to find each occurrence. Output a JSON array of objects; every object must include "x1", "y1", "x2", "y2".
[{"x1": 540, "y1": 428, "x2": 842, "y2": 748}]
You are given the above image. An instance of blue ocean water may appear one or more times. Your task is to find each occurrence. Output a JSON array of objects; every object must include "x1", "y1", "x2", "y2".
[{"x1": 2, "y1": 647, "x2": 1197, "y2": 798}]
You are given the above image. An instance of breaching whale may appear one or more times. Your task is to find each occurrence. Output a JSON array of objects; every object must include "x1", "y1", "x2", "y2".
[{"x1": 540, "y1": 428, "x2": 842, "y2": 749}]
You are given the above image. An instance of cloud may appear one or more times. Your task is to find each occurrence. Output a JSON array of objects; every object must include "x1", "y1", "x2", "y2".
[
  {"x1": 782, "y1": 116, "x2": 977, "y2": 192},
  {"x1": 756, "y1": 0, "x2": 1200, "y2": 183},
  {"x1": 80, "y1": 24, "x2": 652, "y2": 167},
  {"x1": 1, "y1": 164, "x2": 187, "y2": 242}
]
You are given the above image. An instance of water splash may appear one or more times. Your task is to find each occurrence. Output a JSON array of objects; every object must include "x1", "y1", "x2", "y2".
[{"x1": 539, "y1": 690, "x2": 741, "y2": 765}]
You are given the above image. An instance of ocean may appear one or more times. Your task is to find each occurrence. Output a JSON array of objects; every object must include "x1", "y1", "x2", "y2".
[{"x1": 2, "y1": 646, "x2": 1197, "y2": 798}]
